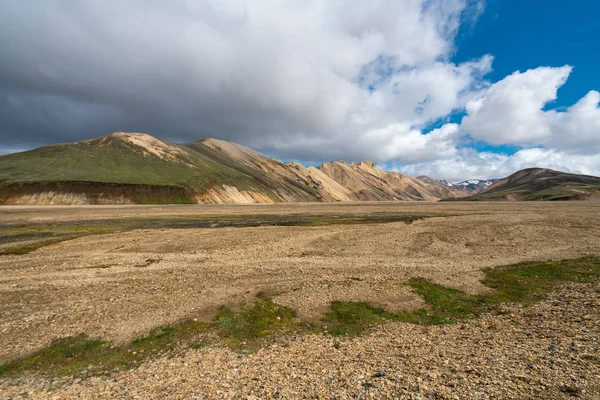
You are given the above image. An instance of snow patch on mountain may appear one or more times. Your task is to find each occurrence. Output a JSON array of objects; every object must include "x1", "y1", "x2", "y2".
[{"x1": 455, "y1": 179, "x2": 499, "y2": 193}]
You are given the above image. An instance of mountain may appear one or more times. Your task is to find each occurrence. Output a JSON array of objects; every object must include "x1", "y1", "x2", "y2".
[
  {"x1": 414, "y1": 176, "x2": 473, "y2": 199},
  {"x1": 316, "y1": 161, "x2": 472, "y2": 201},
  {"x1": 455, "y1": 179, "x2": 500, "y2": 195},
  {"x1": 0, "y1": 132, "x2": 472, "y2": 205},
  {"x1": 462, "y1": 168, "x2": 600, "y2": 201},
  {"x1": 0, "y1": 133, "x2": 326, "y2": 205},
  {"x1": 12, "y1": 133, "x2": 595, "y2": 205}
]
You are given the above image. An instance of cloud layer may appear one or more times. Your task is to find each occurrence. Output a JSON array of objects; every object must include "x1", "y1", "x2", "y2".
[
  {"x1": 1, "y1": 1, "x2": 598, "y2": 180},
  {"x1": 400, "y1": 66, "x2": 600, "y2": 180}
]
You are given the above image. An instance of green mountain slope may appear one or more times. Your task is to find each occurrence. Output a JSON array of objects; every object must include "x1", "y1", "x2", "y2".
[
  {"x1": 0, "y1": 133, "x2": 260, "y2": 190},
  {"x1": 0, "y1": 133, "x2": 304, "y2": 204},
  {"x1": 464, "y1": 168, "x2": 600, "y2": 201}
]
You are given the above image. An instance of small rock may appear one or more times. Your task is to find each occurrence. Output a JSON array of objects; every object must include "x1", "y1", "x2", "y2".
[
  {"x1": 361, "y1": 382, "x2": 376, "y2": 390},
  {"x1": 372, "y1": 369, "x2": 387, "y2": 378},
  {"x1": 560, "y1": 384, "x2": 582, "y2": 396}
]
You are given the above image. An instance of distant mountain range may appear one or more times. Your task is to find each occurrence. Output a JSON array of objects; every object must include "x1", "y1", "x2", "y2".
[
  {"x1": 0, "y1": 132, "x2": 598, "y2": 204},
  {"x1": 417, "y1": 177, "x2": 500, "y2": 195}
]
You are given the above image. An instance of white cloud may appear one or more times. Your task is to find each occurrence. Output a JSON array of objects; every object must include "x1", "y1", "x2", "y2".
[
  {"x1": 399, "y1": 65, "x2": 600, "y2": 180},
  {"x1": 461, "y1": 66, "x2": 572, "y2": 145},
  {"x1": 358, "y1": 123, "x2": 459, "y2": 164},
  {"x1": 398, "y1": 147, "x2": 600, "y2": 181},
  {"x1": 458, "y1": 65, "x2": 600, "y2": 157},
  {"x1": 548, "y1": 90, "x2": 600, "y2": 152},
  {"x1": 357, "y1": 56, "x2": 493, "y2": 127}
]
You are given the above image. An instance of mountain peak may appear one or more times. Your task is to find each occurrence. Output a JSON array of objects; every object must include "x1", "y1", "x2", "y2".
[
  {"x1": 355, "y1": 160, "x2": 379, "y2": 171},
  {"x1": 352, "y1": 160, "x2": 386, "y2": 178},
  {"x1": 81, "y1": 131, "x2": 188, "y2": 162},
  {"x1": 319, "y1": 161, "x2": 348, "y2": 168},
  {"x1": 79, "y1": 131, "x2": 164, "y2": 146},
  {"x1": 109, "y1": 131, "x2": 150, "y2": 138}
]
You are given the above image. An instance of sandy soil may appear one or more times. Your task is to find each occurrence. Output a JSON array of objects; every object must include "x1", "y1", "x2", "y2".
[{"x1": 1, "y1": 202, "x2": 599, "y2": 399}]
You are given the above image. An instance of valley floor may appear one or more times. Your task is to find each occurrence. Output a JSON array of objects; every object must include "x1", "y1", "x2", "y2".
[{"x1": 1, "y1": 202, "x2": 599, "y2": 399}]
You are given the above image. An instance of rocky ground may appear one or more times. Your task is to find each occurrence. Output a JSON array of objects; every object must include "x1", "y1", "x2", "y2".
[
  {"x1": 1, "y1": 202, "x2": 599, "y2": 399},
  {"x1": 2, "y1": 283, "x2": 599, "y2": 399}
]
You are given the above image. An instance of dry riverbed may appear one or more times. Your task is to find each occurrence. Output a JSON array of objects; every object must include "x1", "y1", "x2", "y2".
[{"x1": 1, "y1": 202, "x2": 599, "y2": 399}]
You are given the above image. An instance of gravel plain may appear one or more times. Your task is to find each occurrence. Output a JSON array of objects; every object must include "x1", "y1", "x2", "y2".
[{"x1": 1, "y1": 202, "x2": 599, "y2": 399}]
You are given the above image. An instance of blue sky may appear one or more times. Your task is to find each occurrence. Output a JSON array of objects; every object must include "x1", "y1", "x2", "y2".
[
  {"x1": 1, "y1": 1, "x2": 599, "y2": 180},
  {"x1": 456, "y1": 0, "x2": 598, "y2": 108}
]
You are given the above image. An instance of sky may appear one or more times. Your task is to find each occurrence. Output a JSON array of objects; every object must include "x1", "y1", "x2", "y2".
[{"x1": 1, "y1": 0, "x2": 599, "y2": 181}]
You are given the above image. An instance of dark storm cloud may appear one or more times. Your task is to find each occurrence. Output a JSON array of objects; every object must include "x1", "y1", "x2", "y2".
[{"x1": 0, "y1": 0, "x2": 491, "y2": 166}]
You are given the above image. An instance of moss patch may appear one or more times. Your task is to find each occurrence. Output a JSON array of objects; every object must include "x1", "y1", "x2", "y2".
[
  {"x1": 0, "y1": 238, "x2": 70, "y2": 256},
  {"x1": 215, "y1": 293, "x2": 308, "y2": 352},
  {"x1": 0, "y1": 294, "x2": 304, "y2": 378},
  {"x1": 322, "y1": 256, "x2": 600, "y2": 334},
  {"x1": 322, "y1": 301, "x2": 397, "y2": 336}
]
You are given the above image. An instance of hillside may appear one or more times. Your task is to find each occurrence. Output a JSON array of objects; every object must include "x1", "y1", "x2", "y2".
[
  {"x1": 0, "y1": 133, "x2": 294, "y2": 204},
  {"x1": 463, "y1": 168, "x2": 600, "y2": 201},
  {"x1": 0, "y1": 132, "x2": 473, "y2": 205}
]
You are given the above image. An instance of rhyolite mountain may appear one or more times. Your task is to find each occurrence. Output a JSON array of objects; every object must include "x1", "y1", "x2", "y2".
[
  {"x1": 1, "y1": 133, "x2": 598, "y2": 204},
  {"x1": 461, "y1": 168, "x2": 600, "y2": 201},
  {"x1": 0, "y1": 132, "x2": 472, "y2": 205}
]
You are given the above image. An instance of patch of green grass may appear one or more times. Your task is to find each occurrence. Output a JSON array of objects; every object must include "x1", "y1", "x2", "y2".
[
  {"x1": 0, "y1": 238, "x2": 69, "y2": 256},
  {"x1": 0, "y1": 318, "x2": 213, "y2": 379},
  {"x1": 129, "y1": 320, "x2": 209, "y2": 354},
  {"x1": 408, "y1": 278, "x2": 490, "y2": 325},
  {"x1": 323, "y1": 256, "x2": 600, "y2": 334},
  {"x1": 0, "y1": 294, "x2": 306, "y2": 378},
  {"x1": 284, "y1": 177, "x2": 318, "y2": 196},
  {"x1": 483, "y1": 257, "x2": 600, "y2": 305},
  {"x1": 0, "y1": 231, "x2": 60, "y2": 246},
  {"x1": 215, "y1": 294, "x2": 306, "y2": 351},
  {"x1": 0, "y1": 335, "x2": 108, "y2": 377},
  {"x1": 322, "y1": 301, "x2": 397, "y2": 336}
]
